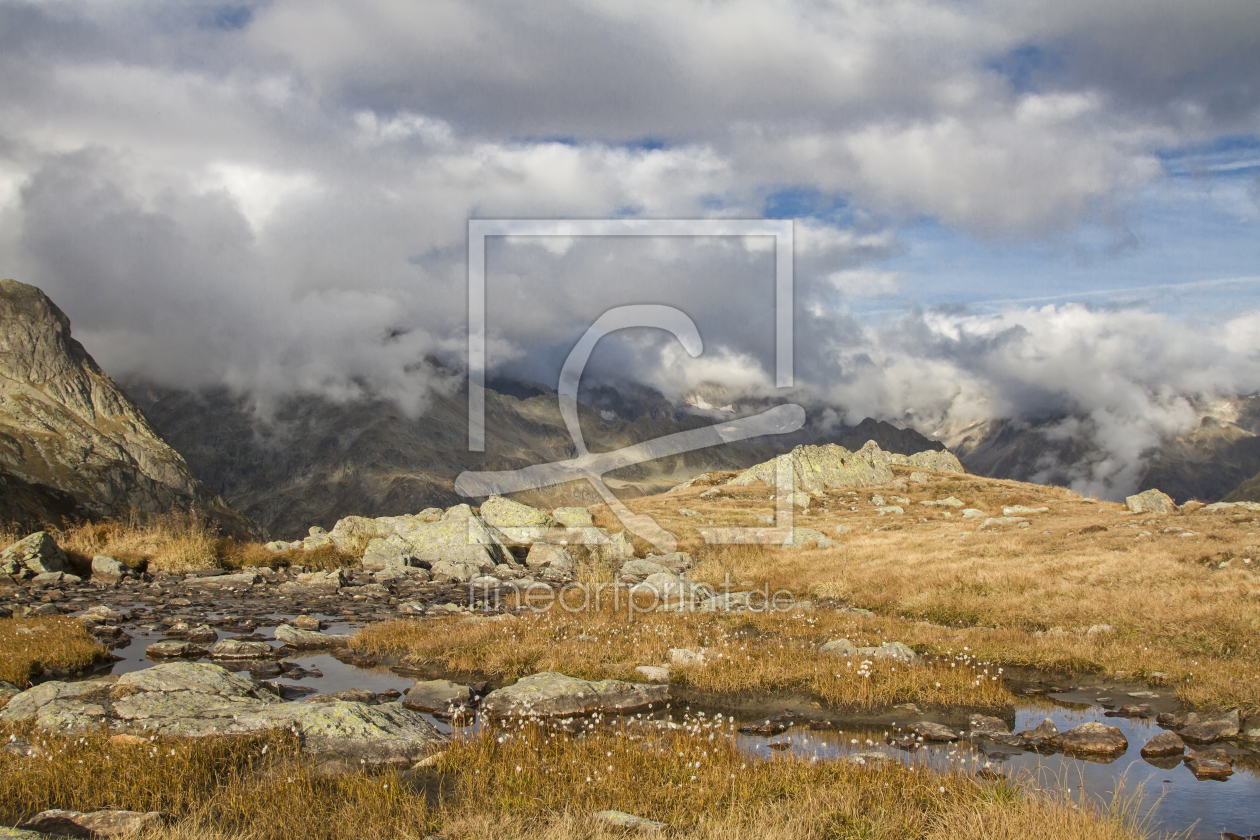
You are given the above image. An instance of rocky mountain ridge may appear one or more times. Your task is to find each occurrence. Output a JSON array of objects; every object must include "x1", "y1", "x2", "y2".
[
  {"x1": 126, "y1": 380, "x2": 948, "y2": 540},
  {"x1": 0, "y1": 280, "x2": 259, "y2": 538}
]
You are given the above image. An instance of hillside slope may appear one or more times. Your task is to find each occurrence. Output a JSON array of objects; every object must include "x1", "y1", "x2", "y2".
[{"x1": 0, "y1": 280, "x2": 260, "y2": 538}]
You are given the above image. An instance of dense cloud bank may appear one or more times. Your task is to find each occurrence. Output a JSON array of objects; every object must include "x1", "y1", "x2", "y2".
[{"x1": 0, "y1": 0, "x2": 1257, "y2": 495}]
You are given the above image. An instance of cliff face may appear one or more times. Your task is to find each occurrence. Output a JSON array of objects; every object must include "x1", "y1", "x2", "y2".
[{"x1": 0, "y1": 280, "x2": 261, "y2": 539}]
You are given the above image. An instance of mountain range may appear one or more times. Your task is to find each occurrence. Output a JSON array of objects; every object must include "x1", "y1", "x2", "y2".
[{"x1": 2, "y1": 279, "x2": 1256, "y2": 540}]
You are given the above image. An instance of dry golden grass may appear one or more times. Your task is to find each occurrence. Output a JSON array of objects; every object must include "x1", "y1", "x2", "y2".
[
  {"x1": 353, "y1": 606, "x2": 1013, "y2": 712},
  {"x1": 0, "y1": 721, "x2": 1153, "y2": 840},
  {"x1": 0, "y1": 617, "x2": 107, "y2": 688},
  {"x1": 588, "y1": 468, "x2": 1260, "y2": 712},
  {"x1": 36, "y1": 512, "x2": 362, "y2": 574}
]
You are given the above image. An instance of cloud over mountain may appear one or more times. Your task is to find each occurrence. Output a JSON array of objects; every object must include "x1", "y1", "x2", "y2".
[{"x1": 0, "y1": 0, "x2": 1257, "y2": 496}]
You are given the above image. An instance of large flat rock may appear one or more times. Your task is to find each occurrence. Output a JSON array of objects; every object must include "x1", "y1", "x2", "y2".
[
  {"x1": 480, "y1": 672, "x2": 669, "y2": 718},
  {"x1": 0, "y1": 662, "x2": 445, "y2": 768}
]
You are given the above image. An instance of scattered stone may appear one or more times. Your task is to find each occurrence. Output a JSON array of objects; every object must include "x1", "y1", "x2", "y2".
[
  {"x1": 274, "y1": 624, "x2": 350, "y2": 649},
  {"x1": 1184, "y1": 749, "x2": 1234, "y2": 780},
  {"x1": 403, "y1": 680, "x2": 474, "y2": 715},
  {"x1": 479, "y1": 672, "x2": 668, "y2": 718},
  {"x1": 909, "y1": 471, "x2": 929, "y2": 484},
  {"x1": 819, "y1": 638, "x2": 859, "y2": 657},
  {"x1": 667, "y1": 648, "x2": 706, "y2": 666},
  {"x1": 980, "y1": 517, "x2": 1028, "y2": 529},
  {"x1": 909, "y1": 721, "x2": 958, "y2": 741},
  {"x1": 961, "y1": 509, "x2": 986, "y2": 518},
  {"x1": 551, "y1": 507, "x2": 593, "y2": 528},
  {"x1": 90, "y1": 556, "x2": 129, "y2": 583},
  {"x1": 305, "y1": 688, "x2": 378, "y2": 705},
  {"x1": 17, "y1": 809, "x2": 166, "y2": 838},
  {"x1": 480, "y1": 496, "x2": 553, "y2": 545},
  {"x1": 208, "y1": 639, "x2": 281, "y2": 660},
  {"x1": 292, "y1": 615, "x2": 322, "y2": 631},
  {"x1": 783, "y1": 528, "x2": 839, "y2": 549},
  {"x1": 1016, "y1": 718, "x2": 1059, "y2": 749},
  {"x1": 1179, "y1": 709, "x2": 1241, "y2": 744},
  {"x1": 593, "y1": 811, "x2": 665, "y2": 833},
  {"x1": 969, "y1": 714, "x2": 1011, "y2": 735},
  {"x1": 183, "y1": 572, "x2": 260, "y2": 589},
  {"x1": 1050, "y1": 722, "x2": 1128, "y2": 756},
  {"x1": 145, "y1": 641, "x2": 208, "y2": 659},
  {"x1": 1104, "y1": 704, "x2": 1152, "y2": 718},
  {"x1": 1002, "y1": 505, "x2": 1049, "y2": 516},
  {"x1": 1140, "y1": 732, "x2": 1185, "y2": 758},
  {"x1": 524, "y1": 543, "x2": 575, "y2": 580},
  {"x1": 634, "y1": 666, "x2": 670, "y2": 683},
  {"x1": 1, "y1": 532, "x2": 71, "y2": 577},
  {"x1": 1125, "y1": 488, "x2": 1177, "y2": 515},
  {"x1": 617, "y1": 558, "x2": 674, "y2": 583},
  {"x1": 738, "y1": 715, "x2": 793, "y2": 735}
]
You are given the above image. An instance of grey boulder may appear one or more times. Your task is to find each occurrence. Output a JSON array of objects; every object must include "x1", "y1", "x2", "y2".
[
  {"x1": 480, "y1": 672, "x2": 668, "y2": 718},
  {"x1": 1, "y1": 532, "x2": 71, "y2": 577}
]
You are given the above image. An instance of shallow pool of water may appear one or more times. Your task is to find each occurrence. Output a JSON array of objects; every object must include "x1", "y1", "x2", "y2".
[{"x1": 90, "y1": 613, "x2": 1260, "y2": 838}]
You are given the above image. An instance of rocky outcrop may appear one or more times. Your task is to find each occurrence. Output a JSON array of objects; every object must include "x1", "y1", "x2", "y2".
[
  {"x1": 728, "y1": 441, "x2": 962, "y2": 495},
  {"x1": 0, "y1": 662, "x2": 445, "y2": 769},
  {"x1": 17, "y1": 809, "x2": 165, "y2": 838},
  {"x1": 0, "y1": 532, "x2": 71, "y2": 577},
  {"x1": 479, "y1": 672, "x2": 669, "y2": 718},
  {"x1": 0, "y1": 280, "x2": 259, "y2": 539},
  {"x1": 1125, "y1": 488, "x2": 1177, "y2": 514}
]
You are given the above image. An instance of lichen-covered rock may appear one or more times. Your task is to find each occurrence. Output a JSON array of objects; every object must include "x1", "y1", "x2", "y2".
[
  {"x1": 90, "y1": 555, "x2": 127, "y2": 583},
  {"x1": 480, "y1": 496, "x2": 553, "y2": 545},
  {"x1": 208, "y1": 639, "x2": 280, "y2": 660},
  {"x1": 480, "y1": 672, "x2": 669, "y2": 718},
  {"x1": 5, "y1": 663, "x2": 443, "y2": 768},
  {"x1": 182, "y1": 572, "x2": 259, "y2": 589},
  {"x1": 274, "y1": 624, "x2": 350, "y2": 649},
  {"x1": 783, "y1": 528, "x2": 839, "y2": 549},
  {"x1": 1050, "y1": 722, "x2": 1128, "y2": 756},
  {"x1": 1179, "y1": 709, "x2": 1241, "y2": 743},
  {"x1": 391, "y1": 505, "x2": 508, "y2": 571},
  {"x1": 819, "y1": 639, "x2": 859, "y2": 657},
  {"x1": 617, "y1": 558, "x2": 674, "y2": 583},
  {"x1": 360, "y1": 535, "x2": 416, "y2": 570},
  {"x1": 551, "y1": 507, "x2": 593, "y2": 528},
  {"x1": 1125, "y1": 488, "x2": 1177, "y2": 515},
  {"x1": 1140, "y1": 731, "x2": 1185, "y2": 758},
  {"x1": 18, "y1": 809, "x2": 166, "y2": 838},
  {"x1": 145, "y1": 641, "x2": 208, "y2": 659},
  {"x1": 1, "y1": 532, "x2": 71, "y2": 577},
  {"x1": 524, "y1": 543, "x2": 575, "y2": 580},
  {"x1": 0, "y1": 680, "x2": 111, "y2": 732},
  {"x1": 728, "y1": 444, "x2": 893, "y2": 493},
  {"x1": 402, "y1": 679, "x2": 473, "y2": 715}
]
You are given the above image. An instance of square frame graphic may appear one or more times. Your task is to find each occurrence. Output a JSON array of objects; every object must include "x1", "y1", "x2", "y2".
[
  {"x1": 466, "y1": 218, "x2": 799, "y2": 548},
  {"x1": 467, "y1": 218, "x2": 794, "y2": 451}
]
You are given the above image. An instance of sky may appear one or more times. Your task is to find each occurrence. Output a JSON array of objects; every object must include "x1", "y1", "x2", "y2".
[{"x1": 0, "y1": 0, "x2": 1258, "y2": 497}]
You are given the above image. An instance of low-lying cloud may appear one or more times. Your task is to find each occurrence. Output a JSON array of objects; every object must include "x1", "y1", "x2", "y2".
[{"x1": 0, "y1": 0, "x2": 1257, "y2": 498}]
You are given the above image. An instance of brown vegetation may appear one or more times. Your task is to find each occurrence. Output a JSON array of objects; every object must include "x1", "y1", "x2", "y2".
[
  {"x1": 0, "y1": 722, "x2": 1152, "y2": 840},
  {"x1": 0, "y1": 617, "x2": 107, "y2": 688},
  {"x1": 589, "y1": 468, "x2": 1260, "y2": 712},
  {"x1": 31, "y1": 512, "x2": 362, "y2": 574}
]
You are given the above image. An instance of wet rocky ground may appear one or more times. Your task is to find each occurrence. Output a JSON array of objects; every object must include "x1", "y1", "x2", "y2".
[{"x1": 3, "y1": 568, "x2": 1260, "y2": 838}]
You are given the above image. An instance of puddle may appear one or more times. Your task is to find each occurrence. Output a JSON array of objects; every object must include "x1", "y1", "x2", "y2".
[{"x1": 85, "y1": 611, "x2": 1260, "y2": 839}]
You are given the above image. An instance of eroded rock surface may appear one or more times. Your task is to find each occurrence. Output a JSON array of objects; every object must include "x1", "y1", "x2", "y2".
[
  {"x1": 480, "y1": 672, "x2": 669, "y2": 718},
  {"x1": 0, "y1": 662, "x2": 444, "y2": 768}
]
